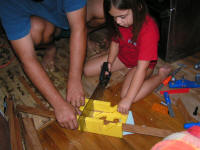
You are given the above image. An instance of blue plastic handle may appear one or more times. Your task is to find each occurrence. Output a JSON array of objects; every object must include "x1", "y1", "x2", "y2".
[
  {"x1": 169, "y1": 79, "x2": 200, "y2": 88},
  {"x1": 164, "y1": 92, "x2": 171, "y2": 104},
  {"x1": 184, "y1": 122, "x2": 200, "y2": 129}
]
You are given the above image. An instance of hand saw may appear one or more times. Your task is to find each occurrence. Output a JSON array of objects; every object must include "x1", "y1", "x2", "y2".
[{"x1": 80, "y1": 62, "x2": 111, "y2": 117}]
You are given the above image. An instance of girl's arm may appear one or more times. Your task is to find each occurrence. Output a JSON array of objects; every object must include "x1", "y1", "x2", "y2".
[
  {"x1": 107, "y1": 41, "x2": 119, "y2": 70},
  {"x1": 118, "y1": 60, "x2": 150, "y2": 114}
]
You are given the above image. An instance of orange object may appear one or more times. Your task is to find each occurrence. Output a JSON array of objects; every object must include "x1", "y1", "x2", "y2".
[
  {"x1": 152, "y1": 103, "x2": 168, "y2": 115},
  {"x1": 163, "y1": 76, "x2": 172, "y2": 85}
]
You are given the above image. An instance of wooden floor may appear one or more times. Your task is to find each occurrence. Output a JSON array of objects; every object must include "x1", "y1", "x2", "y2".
[
  {"x1": 0, "y1": 27, "x2": 200, "y2": 150},
  {"x1": 38, "y1": 86, "x2": 191, "y2": 150},
  {"x1": 37, "y1": 39, "x2": 200, "y2": 149}
]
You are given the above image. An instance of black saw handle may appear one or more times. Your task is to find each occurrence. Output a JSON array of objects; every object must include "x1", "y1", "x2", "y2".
[{"x1": 99, "y1": 62, "x2": 111, "y2": 86}]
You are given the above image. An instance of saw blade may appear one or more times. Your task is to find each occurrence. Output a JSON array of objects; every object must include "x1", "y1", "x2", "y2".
[{"x1": 78, "y1": 62, "x2": 111, "y2": 127}]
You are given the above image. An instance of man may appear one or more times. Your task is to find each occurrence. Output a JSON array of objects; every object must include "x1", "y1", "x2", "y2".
[{"x1": 0, "y1": 0, "x2": 104, "y2": 129}]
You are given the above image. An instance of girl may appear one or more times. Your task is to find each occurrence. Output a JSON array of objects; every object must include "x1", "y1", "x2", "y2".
[{"x1": 84, "y1": 0, "x2": 171, "y2": 114}]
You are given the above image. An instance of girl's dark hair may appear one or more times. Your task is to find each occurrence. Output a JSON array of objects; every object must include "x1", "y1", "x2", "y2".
[{"x1": 104, "y1": 0, "x2": 148, "y2": 42}]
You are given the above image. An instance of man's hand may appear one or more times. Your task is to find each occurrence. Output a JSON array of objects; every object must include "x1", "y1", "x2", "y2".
[
  {"x1": 117, "y1": 97, "x2": 133, "y2": 114},
  {"x1": 54, "y1": 101, "x2": 78, "y2": 129},
  {"x1": 66, "y1": 78, "x2": 85, "y2": 107}
]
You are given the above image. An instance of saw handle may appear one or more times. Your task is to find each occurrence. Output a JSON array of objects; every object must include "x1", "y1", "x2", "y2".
[
  {"x1": 99, "y1": 62, "x2": 111, "y2": 86},
  {"x1": 164, "y1": 92, "x2": 171, "y2": 104},
  {"x1": 163, "y1": 66, "x2": 184, "y2": 86},
  {"x1": 163, "y1": 76, "x2": 172, "y2": 85}
]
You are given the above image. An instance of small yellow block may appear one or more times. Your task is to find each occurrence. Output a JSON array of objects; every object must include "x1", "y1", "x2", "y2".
[{"x1": 77, "y1": 98, "x2": 128, "y2": 138}]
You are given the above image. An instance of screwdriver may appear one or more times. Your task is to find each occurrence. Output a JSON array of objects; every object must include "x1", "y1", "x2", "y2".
[{"x1": 155, "y1": 66, "x2": 184, "y2": 92}]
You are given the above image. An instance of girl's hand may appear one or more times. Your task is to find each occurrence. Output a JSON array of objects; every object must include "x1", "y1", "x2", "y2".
[{"x1": 117, "y1": 97, "x2": 132, "y2": 114}]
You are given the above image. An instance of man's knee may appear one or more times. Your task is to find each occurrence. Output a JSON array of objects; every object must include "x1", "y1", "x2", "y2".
[
  {"x1": 30, "y1": 16, "x2": 55, "y2": 45},
  {"x1": 30, "y1": 16, "x2": 45, "y2": 45},
  {"x1": 87, "y1": 0, "x2": 104, "y2": 23},
  {"x1": 43, "y1": 22, "x2": 55, "y2": 44}
]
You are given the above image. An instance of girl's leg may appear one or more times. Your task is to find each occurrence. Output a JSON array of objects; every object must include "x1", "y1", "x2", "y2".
[
  {"x1": 84, "y1": 54, "x2": 107, "y2": 77},
  {"x1": 84, "y1": 53, "x2": 127, "y2": 77},
  {"x1": 121, "y1": 65, "x2": 171, "y2": 103},
  {"x1": 30, "y1": 16, "x2": 56, "y2": 45},
  {"x1": 121, "y1": 67, "x2": 153, "y2": 98}
]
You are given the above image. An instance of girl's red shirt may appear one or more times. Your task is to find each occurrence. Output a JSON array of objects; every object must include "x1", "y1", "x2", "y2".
[{"x1": 112, "y1": 15, "x2": 159, "y2": 68}]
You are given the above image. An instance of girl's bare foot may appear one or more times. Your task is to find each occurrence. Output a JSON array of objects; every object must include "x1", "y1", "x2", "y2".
[{"x1": 42, "y1": 45, "x2": 56, "y2": 72}]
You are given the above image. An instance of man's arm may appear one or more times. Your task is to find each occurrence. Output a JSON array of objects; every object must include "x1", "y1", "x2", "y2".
[
  {"x1": 10, "y1": 34, "x2": 78, "y2": 129},
  {"x1": 66, "y1": 6, "x2": 87, "y2": 107}
]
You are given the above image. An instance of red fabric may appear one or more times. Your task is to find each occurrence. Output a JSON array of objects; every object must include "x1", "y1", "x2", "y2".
[
  {"x1": 151, "y1": 140, "x2": 196, "y2": 150},
  {"x1": 188, "y1": 126, "x2": 200, "y2": 138},
  {"x1": 113, "y1": 15, "x2": 159, "y2": 68}
]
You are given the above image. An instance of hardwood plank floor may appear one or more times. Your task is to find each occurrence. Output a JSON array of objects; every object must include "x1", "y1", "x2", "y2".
[{"x1": 38, "y1": 84, "x2": 191, "y2": 150}]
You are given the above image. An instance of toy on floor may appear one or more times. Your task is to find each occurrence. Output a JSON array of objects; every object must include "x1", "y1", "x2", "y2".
[
  {"x1": 193, "y1": 106, "x2": 199, "y2": 116},
  {"x1": 184, "y1": 122, "x2": 200, "y2": 129},
  {"x1": 151, "y1": 126, "x2": 200, "y2": 150},
  {"x1": 151, "y1": 103, "x2": 168, "y2": 115},
  {"x1": 169, "y1": 78, "x2": 200, "y2": 88},
  {"x1": 160, "y1": 88, "x2": 190, "y2": 95},
  {"x1": 155, "y1": 64, "x2": 185, "y2": 92},
  {"x1": 163, "y1": 92, "x2": 175, "y2": 117},
  {"x1": 78, "y1": 98, "x2": 134, "y2": 138},
  {"x1": 195, "y1": 73, "x2": 200, "y2": 84},
  {"x1": 194, "y1": 62, "x2": 200, "y2": 70}
]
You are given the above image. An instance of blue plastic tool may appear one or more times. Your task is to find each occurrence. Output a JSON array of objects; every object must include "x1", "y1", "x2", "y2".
[
  {"x1": 169, "y1": 79, "x2": 200, "y2": 88},
  {"x1": 194, "y1": 61, "x2": 200, "y2": 70},
  {"x1": 184, "y1": 122, "x2": 200, "y2": 129},
  {"x1": 195, "y1": 73, "x2": 200, "y2": 84},
  {"x1": 163, "y1": 92, "x2": 175, "y2": 117},
  {"x1": 123, "y1": 111, "x2": 135, "y2": 135}
]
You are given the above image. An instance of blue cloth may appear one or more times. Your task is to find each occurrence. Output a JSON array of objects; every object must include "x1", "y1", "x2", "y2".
[{"x1": 0, "y1": 0, "x2": 87, "y2": 40}]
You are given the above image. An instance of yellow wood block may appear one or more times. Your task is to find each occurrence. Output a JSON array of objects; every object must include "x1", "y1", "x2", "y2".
[{"x1": 78, "y1": 98, "x2": 128, "y2": 138}]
